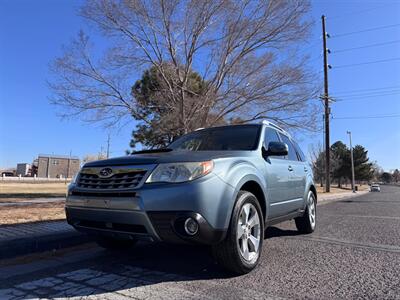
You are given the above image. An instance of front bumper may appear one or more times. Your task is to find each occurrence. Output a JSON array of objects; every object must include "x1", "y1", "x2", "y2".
[
  {"x1": 66, "y1": 207, "x2": 226, "y2": 244},
  {"x1": 66, "y1": 173, "x2": 233, "y2": 244}
]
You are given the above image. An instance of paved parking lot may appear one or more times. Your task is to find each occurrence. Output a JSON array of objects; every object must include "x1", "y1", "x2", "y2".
[{"x1": 0, "y1": 186, "x2": 399, "y2": 299}]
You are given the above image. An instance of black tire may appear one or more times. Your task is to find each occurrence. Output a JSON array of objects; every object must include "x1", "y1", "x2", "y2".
[
  {"x1": 95, "y1": 237, "x2": 137, "y2": 250},
  {"x1": 212, "y1": 191, "x2": 264, "y2": 275},
  {"x1": 295, "y1": 191, "x2": 316, "y2": 234}
]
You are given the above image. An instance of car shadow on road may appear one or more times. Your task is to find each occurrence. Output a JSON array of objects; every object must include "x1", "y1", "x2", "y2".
[
  {"x1": 7, "y1": 227, "x2": 301, "y2": 298},
  {"x1": 264, "y1": 226, "x2": 301, "y2": 239}
]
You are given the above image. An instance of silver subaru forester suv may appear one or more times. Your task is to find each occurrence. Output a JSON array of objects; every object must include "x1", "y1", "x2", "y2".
[{"x1": 66, "y1": 121, "x2": 317, "y2": 274}]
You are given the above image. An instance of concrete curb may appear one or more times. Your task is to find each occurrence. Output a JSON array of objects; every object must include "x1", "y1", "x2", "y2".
[
  {"x1": 0, "y1": 221, "x2": 92, "y2": 260},
  {"x1": 317, "y1": 190, "x2": 369, "y2": 204}
]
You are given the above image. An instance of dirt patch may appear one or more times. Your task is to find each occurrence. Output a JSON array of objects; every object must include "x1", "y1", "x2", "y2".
[{"x1": 0, "y1": 202, "x2": 65, "y2": 225}]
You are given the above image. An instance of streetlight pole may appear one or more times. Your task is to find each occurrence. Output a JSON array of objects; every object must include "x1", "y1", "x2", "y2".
[{"x1": 347, "y1": 131, "x2": 356, "y2": 193}]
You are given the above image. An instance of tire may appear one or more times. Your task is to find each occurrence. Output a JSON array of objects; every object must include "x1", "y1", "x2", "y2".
[
  {"x1": 95, "y1": 237, "x2": 137, "y2": 250},
  {"x1": 295, "y1": 191, "x2": 316, "y2": 234},
  {"x1": 212, "y1": 191, "x2": 264, "y2": 275}
]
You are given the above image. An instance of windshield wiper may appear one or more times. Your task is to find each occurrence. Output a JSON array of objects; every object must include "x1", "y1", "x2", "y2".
[{"x1": 131, "y1": 148, "x2": 173, "y2": 155}]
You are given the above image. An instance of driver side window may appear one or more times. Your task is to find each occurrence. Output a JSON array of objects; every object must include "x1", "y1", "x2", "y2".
[
  {"x1": 264, "y1": 127, "x2": 283, "y2": 159},
  {"x1": 264, "y1": 127, "x2": 280, "y2": 144}
]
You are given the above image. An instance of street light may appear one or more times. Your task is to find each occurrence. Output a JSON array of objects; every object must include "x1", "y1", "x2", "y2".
[{"x1": 347, "y1": 131, "x2": 356, "y2": 193}]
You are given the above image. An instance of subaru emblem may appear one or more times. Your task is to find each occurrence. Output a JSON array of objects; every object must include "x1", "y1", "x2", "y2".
[{"x1": 99, "y1": 167, "x2": 113, "y2": 177}]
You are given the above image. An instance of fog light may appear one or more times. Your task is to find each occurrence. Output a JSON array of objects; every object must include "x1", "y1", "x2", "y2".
[{"x1": 184, "y1": 217, "x2": 198, "y2": 236}]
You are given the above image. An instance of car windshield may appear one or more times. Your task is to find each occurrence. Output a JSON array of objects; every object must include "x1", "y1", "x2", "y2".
[{"x1": 168, "y1": 125, "x2": 261, "y2": 151}]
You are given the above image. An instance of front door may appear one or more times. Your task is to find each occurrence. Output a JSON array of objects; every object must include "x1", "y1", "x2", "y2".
[{"x1": 262, "y1": 127, "x2": 292, "y2": 218}]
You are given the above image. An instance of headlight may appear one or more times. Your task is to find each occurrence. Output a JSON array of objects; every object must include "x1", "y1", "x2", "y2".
[{"x1": 146, "y1": 161, "x2": 214, "y2": 183}]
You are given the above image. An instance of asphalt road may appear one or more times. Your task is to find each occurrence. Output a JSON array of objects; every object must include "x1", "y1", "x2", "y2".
[{"x1": 1, "y1": 185, "x2": 399, "y2": 299}]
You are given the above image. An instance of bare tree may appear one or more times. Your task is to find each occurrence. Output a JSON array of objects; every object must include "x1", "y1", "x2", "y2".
[
  {"x1": 309, "y1": 143, "x2": 325, "y2": 187},
  {"x1": 82, "y1": 153, "x2": 107, "y2": 163},
  {"x1": 49, "y1": 0, "x2": 319, "y2": 145}
]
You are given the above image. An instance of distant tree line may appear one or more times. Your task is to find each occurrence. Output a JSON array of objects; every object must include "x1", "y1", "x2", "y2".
[
  {"x1": 376, "y1": 169, "x2": 400, "y2": 184},
  {"x1": 311, "y1": 141, "x2": 376, "y2": 187}
]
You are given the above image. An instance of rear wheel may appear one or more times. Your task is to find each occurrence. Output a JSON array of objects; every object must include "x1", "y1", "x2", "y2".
[
  {"x1": 95, "y1": 237, "x2": 137, "y2": 250},
  {"x1": 212, "y1": 191, "x2": 264, "y2": 274},
  {"x1": 295, "y1": 191, "x2": 316, "y2": 234}
]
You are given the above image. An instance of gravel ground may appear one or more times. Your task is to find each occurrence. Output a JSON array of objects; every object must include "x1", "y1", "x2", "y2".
[{"x1": 0, "y1": 185, "x2": 399, "y2": 299}]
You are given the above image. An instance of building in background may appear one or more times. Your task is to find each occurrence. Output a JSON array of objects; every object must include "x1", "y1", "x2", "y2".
[
  {"x1": 37, "y1": 154, "x2": 80, "y2": 178},
  {"x1": 16, "y1": 163, "x2": 31, "y2": 176},
  {"x1": 1, "y1": 168, "x2": 16, "y2": 177}
]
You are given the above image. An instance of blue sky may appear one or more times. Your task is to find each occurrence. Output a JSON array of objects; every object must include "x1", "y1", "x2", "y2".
[{"x1": 1, "y1": 0, "x2": 399, "y2": 171}]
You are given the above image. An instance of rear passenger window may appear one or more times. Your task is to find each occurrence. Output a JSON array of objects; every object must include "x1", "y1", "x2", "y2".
[{"x1": 279, "y1": 134, "x2": 298, "y2": 161}]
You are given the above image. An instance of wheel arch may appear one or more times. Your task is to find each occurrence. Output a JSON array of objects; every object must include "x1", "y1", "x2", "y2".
[
  {"x1": 237, "y1": 179, "x2": 267, "y2": 223},
  {"x1": 309, "y1": 184, "x2": 317, "y2": 203}
]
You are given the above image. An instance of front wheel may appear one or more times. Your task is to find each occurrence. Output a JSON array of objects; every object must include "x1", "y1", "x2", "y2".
[
  {"x1": 212, "y1": 191, "x2": 264, "y2": 274},
  {"x1": 295, "y1": 191, "x2": 316, "y2": 234}
]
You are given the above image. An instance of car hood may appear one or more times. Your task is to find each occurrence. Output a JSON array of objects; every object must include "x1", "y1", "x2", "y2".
[{"x1": 83, "y1": 150, "x2": 255, "y2": 167}]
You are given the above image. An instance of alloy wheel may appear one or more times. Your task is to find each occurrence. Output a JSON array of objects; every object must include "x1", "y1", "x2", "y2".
[
  {"x1": 308, "y1": 194, "x2": 316, "y2": 229},
  {"x1": 237, "y1": 203, "x2": 261, "y2": 263}
]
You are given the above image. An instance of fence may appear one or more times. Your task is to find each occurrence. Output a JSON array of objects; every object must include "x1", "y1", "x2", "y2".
[{"x1": 1, "y1": 176, "x2": 72, "y2": 183}]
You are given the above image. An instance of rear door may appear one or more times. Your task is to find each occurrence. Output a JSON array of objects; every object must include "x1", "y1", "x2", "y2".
[
  {"x1": 278, "y1": 134, "x2": 305, "y2": 212},
  {"x1": 292, "y1": 139, "x2": 308, "y2": 199},
  {"x1": 262, "y1": 127, "x2": 292, "y2": 218}
]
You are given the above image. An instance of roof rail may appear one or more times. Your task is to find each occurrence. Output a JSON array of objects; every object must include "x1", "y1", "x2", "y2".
[{"x1": 260, "y1": 120, "x2": 285, "y2": 132}]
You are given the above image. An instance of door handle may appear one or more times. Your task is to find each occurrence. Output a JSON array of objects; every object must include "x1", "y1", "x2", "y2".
[
  {"x1": 288, "y1": 166, "x2": 293, "y2": 172},
  {"x1": 304, "y1": 167, "x2": 308, "y2": 172}
]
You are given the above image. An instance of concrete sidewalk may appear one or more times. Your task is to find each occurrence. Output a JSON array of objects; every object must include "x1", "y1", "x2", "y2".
[{"x1": 0, "y1": 220, "x2": 91, "y2": 260}]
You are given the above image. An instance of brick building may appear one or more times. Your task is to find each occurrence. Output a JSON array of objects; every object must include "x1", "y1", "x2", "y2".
[{"x1": 37, "y1": 154, "x2": 80, "y2": 178}]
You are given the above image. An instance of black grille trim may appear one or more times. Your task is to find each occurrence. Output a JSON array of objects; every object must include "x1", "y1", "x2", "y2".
[
  {"x1": 76, "y1": 171, "x2": 146, "y2": 190},
  {"x1": 70, "y1": 191, "x2": 137, "y2": 197},
  {"x1": 76, "y1": 220, "x2": 147, "y2": 234}
]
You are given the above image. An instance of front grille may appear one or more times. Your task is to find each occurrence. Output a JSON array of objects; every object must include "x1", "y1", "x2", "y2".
[{"x1": 76, "y1": 171, "x2": 146, "y2": 190}]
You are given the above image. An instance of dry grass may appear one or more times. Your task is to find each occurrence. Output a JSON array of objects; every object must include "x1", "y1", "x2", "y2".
[
  {"x1": 316, "y1": 184, "x2": 369, "y2": 194},
  {"x1": 0, "y1": 202, "x2": 65, "y2": 225},
  {"x1": 0, "y1": 182, "x2": 68, "y2": 196}
]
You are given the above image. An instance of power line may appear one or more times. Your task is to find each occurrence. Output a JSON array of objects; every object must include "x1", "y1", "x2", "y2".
[
  {"x1": 335, "y1": 91, "x2": 400, "y2": 102},
  {"x1": 327, "y1": 4, "x2": 389, "y2": 20},
  {"x1": 332, "y1": 40, "x2": 400, "y2": 54},
  {"x1": 333, "y1": 57, "x2": 400, "y2": 69},
  {"x1": 333, "y1": 114, "x2": 400, "y2": 120},
  {"x1": 331, "y1": 23, "x2": 400, "y2": 38},
  {"x1": 335, "y1": 89, "x2": 400, "y2": 98},
  {"x1": 333, "y1": 85, "x2": 400, "y2": 95}
]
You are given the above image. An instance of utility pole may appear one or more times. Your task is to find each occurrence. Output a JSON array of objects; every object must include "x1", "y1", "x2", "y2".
[
  {"x1": 66, "y1": 150, "x2": 72, "y2": 184},
  {"x1": 106, "y1": 134, "x2": 110, "y2": 159},
  {"x1": 347, "y1": 131, "x2": 356, "y2": 193},
  {"x1": 322, "y1": 15, "x2": 331, "y2": 193}
]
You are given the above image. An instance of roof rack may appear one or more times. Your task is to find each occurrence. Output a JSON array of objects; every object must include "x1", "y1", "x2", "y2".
[{"x1": 260, "y1": 120, "x2": 285, "y2": 133}]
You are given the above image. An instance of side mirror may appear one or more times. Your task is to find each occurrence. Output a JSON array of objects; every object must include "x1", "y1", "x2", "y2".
[{"x1": 263, "y1": 141, "x2": 288, "y2": 157}]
